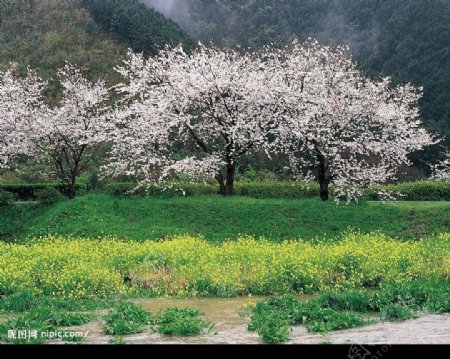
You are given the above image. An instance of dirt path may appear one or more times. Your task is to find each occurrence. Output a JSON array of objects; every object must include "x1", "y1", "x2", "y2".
[{"x1": 291, "y1": 314, "x2": 450, "y2": 344}]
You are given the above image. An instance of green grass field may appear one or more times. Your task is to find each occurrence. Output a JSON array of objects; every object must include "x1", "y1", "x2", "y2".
[{"x1": 1, "y1": 194, "x2": 449, "y2": 242}]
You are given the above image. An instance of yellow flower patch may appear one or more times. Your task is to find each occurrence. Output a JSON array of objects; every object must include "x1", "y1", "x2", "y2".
[{"x1": 0, "y1": 233, "x2": 448, "y2": 299}]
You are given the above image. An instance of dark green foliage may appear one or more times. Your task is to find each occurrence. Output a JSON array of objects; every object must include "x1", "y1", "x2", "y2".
[
  {"x1": 306, "y1": 311, "x2": 367, "y2": 333},
  {"x1": 0, "y1": 189, "x2": 15, "y2": 206},
  {"x1": 364, "y1": 181, "x2": 450, "y2": 201},
  {"x1": 0, "y1": 290, "x2": 41, "y2": 313},
  {"x1": 369, "y1": 278, "x2": 450, "y2": 312},
  {"x1": 37, "y1": 308, "x2": 91, "y2": 327},
  {"x1": 81, "y1": 0, "x2": 195, "y2": 55},
  {"x1": 103, "y1": 302, "x2": 153, "y2": 335},
  {"x1": 248, "y1": 294, "x2": 368, "y2": 342},
  {"x1": 104, "y1": 180, "x2": 450, "y2": 201},
  {"x1": 247, "y1": 278, "x2": 450, "y2": 343},
  {"x1": 0, "y1": 291, "x2": 117, "y2": 314},
  {"x1": 35, "y1": 187, "x2": 64, "y2": 204},
  {"x1": 103, "y1": 303, "x2": 212, "y2": 337},
  {"x1": 248, "y1": 310, "x2": 290, "y2": 344},
  {"x1": 103, "y1": 180, "x2": 450, "y2": 202},
  {"x1": 380, "y1": 304, "x2": 415, "y2": 321},
  {"x1": 0, "y1": 0, "x2": 125, "y2": 102},
  {"x1": 0, "y1": 183, "x2": 86, "y2": 201},
  {"x1": 0, "y1": 312, "x2": 55, "y2": 344},
  {"x1": 0, "y1": 305, "x2": 91, "y2": 344},
  {"x1": 155, "y1": 307, "x2": 211, "y2": 336},
  {"x1": 1, "y1": 194, "x2": 449, "y2": 243},
  {"x1": 318, "y1": 290, "x2": 372, "y2": 313},
  {"x1": 103, "y1": 182, "x2": 219, "y2": 197}
]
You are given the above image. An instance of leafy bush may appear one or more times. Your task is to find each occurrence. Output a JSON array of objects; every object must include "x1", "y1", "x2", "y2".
[
  {"x1": 0, "y1": 291, "x2": 115, "y2": 315},
  {"x1": 35, "y1": 187, "x2": 64, "y2": 204},
  {"x1": 0, "y1": 290, "x2": 42, "y2": 313},
  {"x1": 248, "y1": 311, "x2": 290, "y2": 343},
  {"x1": 103, "y1": 181, "x2": 322, "y2": 198},
  {"x1": 103, "y1": 302, "x2": 153, "y2": 335},
  {"x1": 103, "y1": 182, "x2": 218, "y2": 197},
  {"x1": 0, "y1": 183, "x2": 86, "y2": 201},
  {"x1": 102, "y1": 180, "x2": 450, "y2": 201},
  {"x1": 306, "y1": 311, "x2": 367, "y2": 333},
  {"x1": 247, "y1": 294, "x2": 367, "y2": 342},
  {"x1": 380, "y1": 304, "x2": 415, "y2": 321},
  {"x1": 0, "y1": 189, "x2": 15, "y2": 206},
  {"x1": 318, "y1": 290, "x2": 372, "y2": 312},
  {"x1": 0, "y1": 307, "x2": 91, "y2": 344},
  {"x1": 364, "y1": 180, "x2": 450, "y2": 201},
  {"x1": 247, "y1": 277, "x2": 450, "y2": 343},
  {"x1": 156, "y1": 307, "x2": 212, "y2": 336}
]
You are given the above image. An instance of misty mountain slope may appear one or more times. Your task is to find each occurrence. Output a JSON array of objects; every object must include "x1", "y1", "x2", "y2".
[
  {"x1": 81, "y1": 0, "x2": 195, "y2": 55},
  {"x1": 143, "y1": 0, "x2": 450, "y2": 154},
  {"x1": 0, "y1": 0, "x2": 193, "y2": 103},
  {"x1": 0, "y1": 0, "x2": 193, "y2": 76},
  {"x1": 0, "y1": 0, "x2": 125, "y2": 81}
]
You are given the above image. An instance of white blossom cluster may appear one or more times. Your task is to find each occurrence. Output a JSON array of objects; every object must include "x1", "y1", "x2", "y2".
[
  {"x1": 0, "y1": 65, "x2": 46, "y2": 171},
  {"x1": 265, "y1": 39, "x2": 438, "y2": 202},
  {"x1": 0, "y1": 64, "x2": 109, "y2": 196},
  {"x1": 107, "y1": 41, "x2": 438, "y2": 200},
  {"x1": 0, "y1": 40, "x2": 442, "y2": 201},
  {"x1": 432, "y1": 152, "x2": 450, "y2": 181}
]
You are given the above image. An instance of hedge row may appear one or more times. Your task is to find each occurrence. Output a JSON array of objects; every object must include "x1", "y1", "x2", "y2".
[
  {"x1": 0, "y1": 183, "x2": 87, "y2": 201},
  {"x1": 364, "y1": 181, "x2": 450, "y2": 201},
  {"x1": 1, "y1": 180, "x2": 449, "y2": 201},
  {"x1": 104, "y1": 180, "x2": 450, "y2": 201},
  {"x1": 102, "y1": 181, "x2": 325, "y2": 199}
]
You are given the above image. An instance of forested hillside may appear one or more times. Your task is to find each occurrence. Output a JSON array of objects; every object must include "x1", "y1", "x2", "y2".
[
  {"x1": 0, "y1": 0, "x2": 126, "y2": 102},
  {"x1": 0, "y1": 0, "x2": 193, "y2": 97},
  {"x1": 144, "y1": 0, "x2": 450, "y2": 158},
  {"x1": 81, "y1": 0, "x2": 195, "y2": 54}
]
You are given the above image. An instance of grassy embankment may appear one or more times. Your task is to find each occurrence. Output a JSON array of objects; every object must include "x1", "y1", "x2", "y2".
[{"x1": 1, "y1": 194, "x2": 449, "y2": 243}]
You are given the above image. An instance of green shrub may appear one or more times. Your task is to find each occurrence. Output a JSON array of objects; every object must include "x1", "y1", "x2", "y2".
[
  {"x1": 318, "y1": 290, "x2": 372, "y2": 312},
  {"x1": 380, "y1": 304, "x2": 415, "y2": 321},
  {"x1": 246, "y1": 278, "x2": 450, "y2": 343},
  {"x1": 249, "y1": 312, "x2": 290, "y2": 343},
  {"x1": 155, "y1": 307, "x2": 212, "y2": 336},
  {"x1": 103, "y1": 182, "x2": 218, "y2": 197},
  {"x1": 0, "y1": 307, "x2": 91, "y2": 344},
  {"x1": 0, "y1": 183, "x2": 86, "y2": 201},
  {"x1": 364, "y1": 180, "x2": 450, "y2": 201},
  {"x1": 0, "y1": 290, "x2": 41, "y2": 313},
  {"x1": 0, "y1": 312, "x2": 55, "y2": 344},
  {"x1": 103, "y1": 181, "x2": 322, "y2": 198},
  {"x1": 35, "y1": 187, "x2": 64, "y2": 204},
  {"x1": 0, "y1": 189, "x2": 15, "y2": 206},
  {"x1": 102, "y1": 180, "x2": 450, "y2": 201},
  {"x1": 103, "y1": 302, "x2": 153, "y2": 335},
  {"x1": 0, "y1": 291, "x2": 115, "y2": 313},
  {"x1": 306, "y1": 311, "x2": 367, "y2": 333}
]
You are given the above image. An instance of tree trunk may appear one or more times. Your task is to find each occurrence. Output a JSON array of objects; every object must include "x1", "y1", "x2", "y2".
[
  {"x1": 67, "y1": 176, "x2": 77, "y2": 199},
  {"x1": 216, "y1": 172, "x2": 226, "y2": 195},
  {"x1": 225, "y1": 164, "x2": 235, "y2": 196},
  {"x1": 318, "y1": 155, "x2": 331, "y2": 202},
  {"x1": 215, "y1": 165, "x2": 236, "y2": 196}
]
